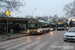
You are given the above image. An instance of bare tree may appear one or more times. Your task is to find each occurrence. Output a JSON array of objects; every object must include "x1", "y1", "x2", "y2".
[
  {"x1": 52, "y1": 18, "x2": 57, "y2": 23},
  {"x1": 43, "y1": 16, "x2": 49, "y2": 21},
  {"x1": 0, "y1": 0, "x2": 25, "y2": 13},
  {"x1": 29, "y1": 15, "x2": 33, "y2": 18},
  {"x1": 58, "y1": 18, "x2": 63, "y2": 22},
  {"x1": 63, "y1": 1, "x2": 75, "y2": 17},
  {"x1": 25, "y1": 15, "x2": 29, "y2": 18},
  {"x1": 58, "y1": 17, "x2": 68, "y2": 23},
  {"x1": 53, "y1": 14, "x2": 59, "y2": 22},
  {"x1": 36, "y1": 16, "x2": 45, "y2": 20},
  {"x1": 0, "y1": 12, "x2": 5, "y2": 17},
  {"x1": 49, "y1": 14, "x2": 59, "y2": 23},
  {"x1": 25, "y1": 15, "x2": 33, "y2": 18}
]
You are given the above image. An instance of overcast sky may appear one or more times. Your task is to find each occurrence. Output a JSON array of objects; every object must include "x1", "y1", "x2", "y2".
[{"x1": 11, "y1": 0, "x2": 73, "y2": 17}]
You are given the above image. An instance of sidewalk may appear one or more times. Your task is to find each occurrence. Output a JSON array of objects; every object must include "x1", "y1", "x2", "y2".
[{"x1": 0, "y1": 33, "x2": 26, "y2": 42}]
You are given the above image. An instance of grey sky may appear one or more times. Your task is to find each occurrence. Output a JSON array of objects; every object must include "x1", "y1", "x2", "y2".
[{"x1": 11, "y1": 0, "x2": 73, "y2": 17}]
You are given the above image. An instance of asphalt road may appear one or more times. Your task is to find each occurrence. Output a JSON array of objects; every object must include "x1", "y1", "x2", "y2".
[{"x1": 0, "y1": 31, "x2": 75, "y2": 50}]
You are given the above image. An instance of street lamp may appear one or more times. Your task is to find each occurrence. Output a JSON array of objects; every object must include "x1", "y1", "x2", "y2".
[{"x1": 32, "y1": 8, "x2": 37, "y2": 18}]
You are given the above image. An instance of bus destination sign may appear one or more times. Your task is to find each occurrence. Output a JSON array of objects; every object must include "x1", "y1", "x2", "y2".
[
  {"x1": 29, "y1": 21, "x2": 38, "y2": 23},
  {"x1": 72, "y1": 19, "x2": 75, "y2": 21}
]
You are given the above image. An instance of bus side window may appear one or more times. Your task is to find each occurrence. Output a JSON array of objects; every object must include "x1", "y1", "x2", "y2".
[{"x1": 38, "y1": 23, "x2": 42, "y2": 28}]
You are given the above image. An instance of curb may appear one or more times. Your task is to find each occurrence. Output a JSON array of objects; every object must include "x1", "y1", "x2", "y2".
[{"x1": 0, "y1": 35, "x2": 26, "y2": 42}]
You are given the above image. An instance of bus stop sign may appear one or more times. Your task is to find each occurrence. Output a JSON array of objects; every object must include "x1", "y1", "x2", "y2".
[{"x1": 6, "y1": 11, "x2": 9, "y2": 16}]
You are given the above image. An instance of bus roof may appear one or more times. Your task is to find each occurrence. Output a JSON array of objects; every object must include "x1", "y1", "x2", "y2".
[
  {"x1": 38, "y1": 20, "x2": 49, "y2": 24},
  {"x1": 58, "y1": 22, "x2": 64, "y2": 23},
  {"x1": 51, "y1": 23, "x2": 56, "y2": 24}
]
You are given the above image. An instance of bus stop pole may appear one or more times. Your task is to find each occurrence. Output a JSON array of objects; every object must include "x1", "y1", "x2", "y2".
[
  {"x1": 7, "y1": 16, "x2": 8, "y2": 34},
  {"x1": 2, "y1": 23, "x2": 4, "y2": 39},
  {"x1": 7, "y1": 15, "x2": 10, "y2": 38}
]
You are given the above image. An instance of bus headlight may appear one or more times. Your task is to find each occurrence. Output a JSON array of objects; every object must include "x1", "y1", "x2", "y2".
[
  {"x1": 37, "y1": 29, "x2": 41, "y2": 33},
  {"x1": 50, "y1": 28, "x2": 53, "y2": 30},
  {"x1": 66, "y1": 27, "x2": 70, "y2": 29},
  {"x1": 67, "y1": 28, "x2": 68, "y2": 29},
  {"x1": 37, "y1": 30, "x2": 41, "y2": 33}
]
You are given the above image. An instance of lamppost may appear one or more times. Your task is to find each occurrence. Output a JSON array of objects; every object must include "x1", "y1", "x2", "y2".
[{"x1": 32, "y1": 8, "x2": 37, "y2": 18}]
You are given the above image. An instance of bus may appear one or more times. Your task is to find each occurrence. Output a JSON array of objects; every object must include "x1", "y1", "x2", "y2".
[
  {"x1": 39, "y1": 20, "x2": 50, "y2": 33},
  {"x1": 26, "y1": 20, "x2": 49, "y2": 35},
  {"x1": 70, "y1": 19, "x2": 75, "y2": 27},
  {"x1": 66, "y1": 22, "x2": 70, "y2": 30},
  {"x1": 50, "y1": 23, "x2": 56, "y2": 31},
  {"x1": 57, "y1": 22, "x2": 65, "y2": 30}
]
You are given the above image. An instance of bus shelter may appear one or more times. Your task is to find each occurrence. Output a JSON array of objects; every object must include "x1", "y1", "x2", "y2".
[{"x1": 0, "y1": 17, "x2": 36, "y2": 34}]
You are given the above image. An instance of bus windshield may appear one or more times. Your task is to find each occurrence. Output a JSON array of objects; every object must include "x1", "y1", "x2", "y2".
[
  {"x1": 66, "y1": 23, "x2": 70, "y2": 27},
  {"x1": 51, "y1": 24, "x2": 56, "y2": 28},
  {"x1": 57, "y1": 24, "x2": 64, "y2": 27},
  {"x1": 28, "y1": 23, "x2": 37, "y2": 29}
]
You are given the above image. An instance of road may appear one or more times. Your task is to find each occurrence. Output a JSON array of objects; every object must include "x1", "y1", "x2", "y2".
[{"x1": 0, "y1": 31, "x2": 75, "y2": 50}]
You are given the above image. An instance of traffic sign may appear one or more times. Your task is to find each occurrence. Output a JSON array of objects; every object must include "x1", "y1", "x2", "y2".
[{"x1": 6, "y1": 11, "x2": 9, "y2": 16}]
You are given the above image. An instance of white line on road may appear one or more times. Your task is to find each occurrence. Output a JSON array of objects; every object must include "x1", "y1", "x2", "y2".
[
  {"x1": 5, "y1": 40, "x2": 32, "y2": 50},
  {"x1": 62, "y1": 42, "x2": 69, "y2": 50},
  {"x1": 0, "y1": 40, "x2": 26, "y2": 49},
  {"x1": 19, "y1": 41, "x2": 39, "y2": 50},
  {"x1": 47, "y1": 41, "x2": 59, "y2": 50},
  {"x1": 0, "y1": 37, "x2": 30, "y2": 46},
  {"x1": 33, "y1": 41, "x2": 49, "y2": 50}
]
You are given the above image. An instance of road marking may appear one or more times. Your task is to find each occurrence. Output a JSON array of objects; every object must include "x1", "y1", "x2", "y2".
[
  {"x1": 0, "y1": 37, "x2": 30, "y2": 46},
  {"x1": 62, "y1": 42, "x2": 69, "y2": 50},
  {"x1": 33, "y1": 41, "x2": 49, "y2": 50},
  {"x1": 0, "y1": 40, "x2": 26, "y2": 49},
  {"x1": 47, "y1": 41, "x2": 58, "y2": 50},
  {"x1": 19, "y1": 41, "x2": 39, "y2": 50},
  {"x1": 6, "y1": 40, "x2": 31, "y2": 50}
]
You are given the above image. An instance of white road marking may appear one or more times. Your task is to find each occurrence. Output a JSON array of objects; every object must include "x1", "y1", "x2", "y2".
[
  {"x1": 0, "y1": 40, "x2": 25, "y2": 49},
  {"x1": 62, "y1": 42, "x2": 69, "y2": 50},
  {"x1": 19, "y1": 41, "x2": 39, "y2": 50},
  {"x1": 6, "y1": 40, "x2": 31, "y2": 50},
  {"x1": 0, "y1": 37, "x2": 30, "y2": 46},
  {"x1": 47, "y1": 41, "x2": 58, "y2": 50},
  {"x1": 33, "y1": 41, "x2": 49, "y2": 50}
]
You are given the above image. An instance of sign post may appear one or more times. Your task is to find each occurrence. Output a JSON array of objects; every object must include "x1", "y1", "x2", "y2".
[
  {"x1": 6, "y1": 11, "x2": 9, "y2": 16},
  {"x1": 6, "y1": 11, "x2": 10, "y2": 38}
]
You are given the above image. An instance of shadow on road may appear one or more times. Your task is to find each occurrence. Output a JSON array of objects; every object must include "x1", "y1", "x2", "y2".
[{"x1": 64, "y1": 41, "x2": 75, "y2": 43}]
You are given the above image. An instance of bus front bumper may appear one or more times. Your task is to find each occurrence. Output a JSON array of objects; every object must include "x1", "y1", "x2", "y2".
[{"x1": 27, "y1": 31, "x2": 43, "y2": 34}]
